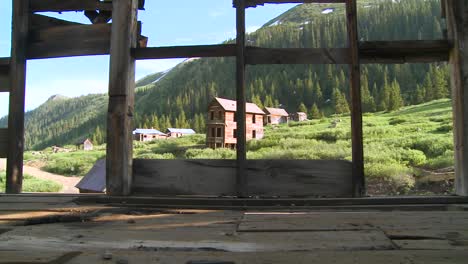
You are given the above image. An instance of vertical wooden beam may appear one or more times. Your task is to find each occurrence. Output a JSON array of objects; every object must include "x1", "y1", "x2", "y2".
[
  {"x1": 346, "y1": 0, "x2": 365, "y2": 197},
  {"x1": 6, "y1": 0, "x2": 29, "y2": 194},
  {"x1": 235, "y1": 0, "x2": 248, "y2": 197},
  {"x1": 446, "y1": 0, "x2": 468, "y2": 196},
  {"x1": 106, "y1": 0, "x2": 138, "y2": 196}
]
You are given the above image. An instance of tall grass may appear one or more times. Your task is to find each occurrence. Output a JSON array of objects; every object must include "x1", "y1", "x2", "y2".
[{"x1": 0, "y1": 171, "x2": 62, "y2": 192}]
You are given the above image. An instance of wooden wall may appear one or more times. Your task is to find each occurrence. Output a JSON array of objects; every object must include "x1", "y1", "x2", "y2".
[{"x1": 132, "y1": 159, "x2": 353, "y2": 197}]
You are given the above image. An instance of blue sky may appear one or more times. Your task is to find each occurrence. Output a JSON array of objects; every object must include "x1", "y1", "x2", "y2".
[{"x1": 0, "y1": 1, "x2": 296, "y2": 117}]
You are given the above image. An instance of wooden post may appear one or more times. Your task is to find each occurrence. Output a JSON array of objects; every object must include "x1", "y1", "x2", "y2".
[
  {"x1": 106, "y1": 0, "x2": 138, "y2": 196},
  {"x1": 6, "y1": 0, "x2": 29, "y2": 194},
  {"x1": 346, "y1": 0, "x2": 365, "y2": 197},
  {"x1": 445, "y1": 0, "x2": 468, "y2": 196},
  {"x1": 235, "y1": 0, "x2": 247, "y2": 197}
]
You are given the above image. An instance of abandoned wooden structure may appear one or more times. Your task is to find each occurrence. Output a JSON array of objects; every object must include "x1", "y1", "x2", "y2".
[
  {"x1": 264, "y1": 107, "x2": 289, "y2": 125},
  {"x1": 166, "y1": 128, "x2": 196, "y2": 138},
  {"x1": 0, "y1": 0, "x2": 467, "y2": 200},
  {"x1": 291, "y1": 112, "x2": 308, "y2": 122},
  {"x1": 75, "y1": 138, "x2": 94, "y2": 151},
  {"x1": 133, "y1": 128, "x2": 167, "y2": 142},
  {"x1": 206, "y1": 97, "x2": 265, "y2": 149}
]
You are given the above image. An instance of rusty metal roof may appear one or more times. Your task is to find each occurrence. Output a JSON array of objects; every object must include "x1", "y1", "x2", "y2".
[{"x1": 214, "y1": 97, "x2": 265, "y2": 114}]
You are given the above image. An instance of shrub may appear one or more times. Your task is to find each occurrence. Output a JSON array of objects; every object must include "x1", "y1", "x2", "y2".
[
  {"x1": 135, "y1": 153, "x2": 175, "y2": 159},
  {"x1": 314, "y1": 129, "x2": 350, "y2": 142},
  {"x1": 435, "y1": 124, "x2": 452, "y2": 133},
  {"x1": 185, "y1": 148, "x2": 236, "y2": 159},
  {"x1": 389, "y1": 117, "x2": 407, "y2": 125},
  {"x1": 410, "y1": 136, "x2": 453, "y2": 158},
  {"x1": 400, "y1": 149, "x2": 427, "y2": 167}
]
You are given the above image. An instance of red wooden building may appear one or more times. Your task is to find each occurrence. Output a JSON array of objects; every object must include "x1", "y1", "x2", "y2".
[{"x1": 207, "y1": 97, "x2": 265, "y2": 149}]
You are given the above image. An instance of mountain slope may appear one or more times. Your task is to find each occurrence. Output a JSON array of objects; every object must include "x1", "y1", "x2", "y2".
[{"x1": 0, "y1": 0, "x2": 449, "y2": 150}]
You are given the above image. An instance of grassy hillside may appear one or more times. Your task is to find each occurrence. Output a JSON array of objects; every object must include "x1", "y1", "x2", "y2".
[{"x1": 25, "y1": 99, "x2": 454, "y2": 195}]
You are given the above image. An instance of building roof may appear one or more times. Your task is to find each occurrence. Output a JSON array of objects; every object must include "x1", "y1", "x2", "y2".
[
  {"x1": 264, "y1": 107, "x2": 289, "y2": 117},
  {"x1": 167, "y1": 128, "x2": 196, "y2": 134},
  {"x1": 133, "y1": 128, "x2": 166, "y2": 135},
  {"x1": 75, "y1": 159, "x2": 106, "y2": 193},
  {"x1": 214, "y1": 97, "x2": 265, "y2": 114},
  {"x1": 75, "y1": 138, "x2": 92, "y2": 145}
]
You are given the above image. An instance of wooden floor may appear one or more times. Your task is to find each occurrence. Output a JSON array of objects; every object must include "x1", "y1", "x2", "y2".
[{"x1": 1, "y1": 195, "x2": 468, "y2": 263}]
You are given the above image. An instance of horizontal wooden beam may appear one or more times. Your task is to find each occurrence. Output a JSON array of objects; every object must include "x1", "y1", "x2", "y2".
[
  {"x1": 132, "y1": 159, "x2": 353, "y2": 197},
  {"x1": 246, "y1": 47, "x2": 348, "y2": 64},
  {"x1": 30, "y1": 0, "x2": 113, "y2": 12},
  {"x1": 132, "y1": 41, "x2": 449, "y2": 64},
  {"x1": 0, "y1": 58, "x2": 9, "y2": 92},
  {"x1": 359, "y1": 40, "x2": 451, "y2": 64},
  {"x1": 27, "y1": 23, "x2": 111, "y2": 59},
  {"x1": 0, "y1": 128, "x2": 7, "y2": 158},
  {"x1": 235, "y1": 0, "x2": 345, "y2": 8},
  {"x1": 133, "y1": 44, "x2": 237, "y2": 60},
  {"x1": 246, "y1": 40, "x2": 450, "y2": 65}
]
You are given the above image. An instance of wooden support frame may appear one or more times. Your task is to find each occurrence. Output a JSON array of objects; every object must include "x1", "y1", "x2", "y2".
[
  {"x1": 235, "y1": 0, "x2": 345, "y2": 8},
  {"x1": 27, "y1": 23, "x2": 111, "y2": 59},
  {"x1": 235, "y1": 0, "x2": 248, "y2": 197},
  {"x1": 106, "y1": 0, "x2": 138, "y2": 196},
  {"x1": 29, "y1": 0, "x2": 113, "y2": 12},
  {"x1": 346, "y1": 0, "x2": 364, "y2": 197},
  {"x1": 445, "y1": 0, "x2": 468, "y2": 196},
  {"x1": 6, "y1": 0, "x2": 29, "y2": 194}
]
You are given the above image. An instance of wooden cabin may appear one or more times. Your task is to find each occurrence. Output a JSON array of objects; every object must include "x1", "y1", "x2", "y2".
[
  {"x1": 75, "y1": 138, "x2": 93, "y2": 151},
  {"x1": 264, "y1": 107, "x2": 289, "y2": 125},
  {"x1": 166, "y1": 128, "x2": 196, "y2": 138},
  {"x1": 207, "y1": 97, "x2": 265, "y2": 149},
  {"x1": 291, "y1": 112, "x2": 308, "y2": 122},
  {"x1": 133, "y1": 128, "x2": 167, "y2": 142}
]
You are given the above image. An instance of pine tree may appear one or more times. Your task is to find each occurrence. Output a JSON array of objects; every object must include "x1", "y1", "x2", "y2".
[
  {"x1": 361, "y1": 75, "x2": 376, "y2": 113},
  {"x1": 298, "y1": 102, "x2": 307, "y2": 113},
  {"x1": 309, "y1": 103, "x2": 322, "y2": 119},
  {"x1": 388, "y1": 79, "x2": 404, "y2": 111},
  {"x1": 332, "y1": 88, "x2": 350, "y2": 114}
]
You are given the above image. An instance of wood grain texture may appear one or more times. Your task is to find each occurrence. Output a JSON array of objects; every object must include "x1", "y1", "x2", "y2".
[
  {"x1": 6, "y1": 0, "x2": 28, "y2": 194},
  {"x1": 346, "y1": 0, "x2": 365, "y2": 197},
  {"x1": 106, "y1": 0, "x2": 138, "y2": 196},
  {"x1": 446, "y1": 0, "x2": 468, "y2": 196},
  {"x1": 27, "y1": 23, "x2": 111, "y2": 59},
  {"x1": 0, "y1": 129, "x2": 7, "y2": 158},
  {"x1": 29, "y1": 0, "x2": 113, "y2": 12},
  {"x1": 236, "y1": 0, "x2": 248, "y2": 197},
  {"x1": 133, "y1": 44, "x2": 236, "y2": 59},
  {"x1": 132, "y1": 159, "x2": 353, "y2": 197},
  {"x1": 0, "y1": 58, "x2": 9, "y2": 92}
]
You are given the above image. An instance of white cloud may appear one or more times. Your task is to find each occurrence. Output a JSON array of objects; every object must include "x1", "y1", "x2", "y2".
[{"x1": 209, "y1": 10, "x2": 225, "y2": 18}]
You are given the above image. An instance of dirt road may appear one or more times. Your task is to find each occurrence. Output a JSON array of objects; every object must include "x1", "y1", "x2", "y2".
[{"x1": 0, "y1": 159, "x2": 80, "y2": 193}]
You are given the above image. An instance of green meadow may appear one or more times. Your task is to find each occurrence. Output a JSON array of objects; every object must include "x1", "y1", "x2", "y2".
[{"x1": 24, "y1": 99, "x2": 454, "y2": 195}]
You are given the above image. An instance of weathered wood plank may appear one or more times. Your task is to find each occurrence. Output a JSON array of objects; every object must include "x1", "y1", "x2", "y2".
[
  {"x1": 0, "y1": 58, "x2": 9, "y2": 92},
  {"x1": 133, "y1": 44, "x2": 237, "y2": 59},
  {"x1": 246, "y1": 47, "x2": 348, "y2": 64},
  {"x1": 446, "y1": 1, "x2": 468, "y2": 195},
  {"x1": 29, "y1": 0, "x2": 113, "y2": 12},
  {"x1": 132, "y1": 159, "x2": 353, "y2": 197},
  {"x1": 236, "y1": 0, "x2": 248, "y2": 197},
  {"x1": 106, "y1": 0, "x2": 138, "y2": 196},
  {"x1": 6, "y1": 0, "x2": 28, "y2": 194},
  {"x1": 2, "y1": 250, "x2": 468, "y2": 264},
  {"x1": 238, "y1": 212, "x2": 468, "y2": 232},
  {"x1": 346, "y1": 0, "x2": 364, "y2": 197},
  {"x1": 0, "y1": 128, "x2": 7, "y2": 158},
  {"x1": 132, "y1": 41, "x2": 449, "y2": 62},
  {"x1": 246, "y1": 41, "x2": 450, "y2": 65},
  {"x1": 27, "y1": 23, "x2": 111, "y2": 59}
]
